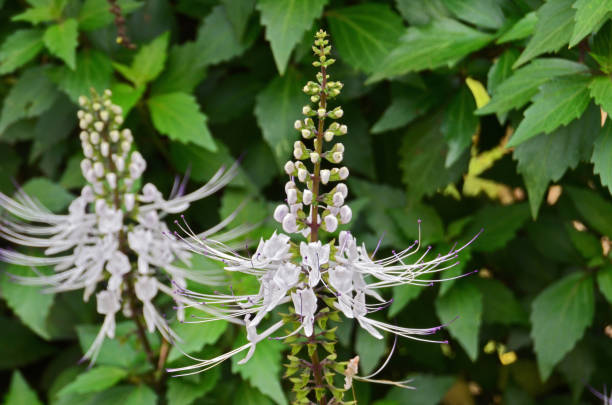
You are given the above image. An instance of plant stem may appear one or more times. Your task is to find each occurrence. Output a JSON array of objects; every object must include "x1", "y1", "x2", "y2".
[
  {"x1": 309, "y1": 337, "x2": 328, "y2": 405},
  {"x1": 156, "y1": 338, "x2": 170, "y2": 381}
]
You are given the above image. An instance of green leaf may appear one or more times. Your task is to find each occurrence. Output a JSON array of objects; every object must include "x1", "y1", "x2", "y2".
[
  {"x1": 0, "y1": 264, "x2": 55, "y2": 339},
  {"x1": 148, "y1": 92, "x2": 216, "y2": 151},
  {"x1": 384, "y1": 374, "x2": 455, "y2": 405},
  {"x1": 257, "y1": 0, "x2": 328, "y2": 74},
  {"x1": 234, "y1": 384, "x2": 275, "y2": 405},
  {"x1": 0, "y1": 67, "x2": 58, "y2": 134},
  {"x1": 30, "y1": 94, "x2": 77, "y2": 162},
  {"x1": 166, "y1": 370, "x2": 220, "y2": 405},
  {"x1": 590, "y1": 21, "x2": 612, "y2": 73},
  {"x1": 110, "y1": 83, "x2": 145, "y2": 118},
  {"x1": 592, "y1": 121, "x2": 612, "y2": 194},
  {"x1": 12, "y1": 0, "x2": 67, "y2": 24},
  {"x1": 566, "y1": 224, "x2": 601, "y2": 259},
  {"x1": 399, "y1": 112, "x2": 468, "y2": 201},
  {"x1": 487, "y1": 49, "x2": 520, "y2": 97},
  {"x1": 368, "y1": 18, "x2": 493, "y2": 83},
  {"x1": 463, "y1": 203, "x2": 530, "y2": 252},
  {"x1": 566, "y1": 186, "x2": 612, "y2": 237},
  {"x1": 43, "y1": 19, "x2": 78, "y2": 69},
  {"x1": 0, "y1": 29, "x2": 44, "y2": 75},
  {"x1": 151, "y1": 43, "x2": 208, "y2": 94},
  {"x1": 514, "y1": 104, "x2": 600, "y2": 217},
  {"x1": 52, "y1": 50, "x2": 113, "y2": 103},
  {"x1": 0, "y1": 316, "x2": 55, "y2": 370},
  {"x1": 530, "y1": 272, "x2": 594, "y2": 381},
  {"x1": 60, "y1": 154, "x2": 86, "y2": 189},
  {"x1": 85, "y1": 385, "x2": 157, "y2": 405},
  {"x1": 222, "y1": 0, "x2": 255, "y2": 39},
  {"x1": 478, "y1": 58, "x2": 588, "y2": 115},
  {"x1": 395, "y1": 0, "x2": 450, "y2": 26},
  {"x1": 4, "y1": 371, "x2": 43, "y2": 405},
  {"x1": 78, "y1": 0, "x2": 143, "y2": 31},
  {"x1": 507, "y1": 76, "x2": 591, "y2": 147},
  {"x1": 442, "y1": 84, "x2": 478, "y2": 167},
  {"x1": 474, "y1": 278, "x2": 527, "y2": 325},
  {"x1": 441, "y1": 0, "x2": 505, "y2": 29},
  {"x1": 569, "y1": 0, "x2": 612, "y2": 47},
  {"x1": 231, "y1": 336, "x2": 287, "y2": 405},
  {"x1": 21, "y1": 178, "x2": 73, "y2": 213},
  {"x1": 389, "y1": 284, "x2": 425, "y2": 318},
  {"x1": 497, "y1": 11, "x2": 538, "y2": 44},
  {"x1": 435, "y1": 281, "x2": 483, "y2": 361},
  {"x1": 254, "y1": 68, "x2": 303, "y2": 166},
  {"x1": 356, "y1": 328, "x2": 387, "y2": 374},
  {"x1": 58, "y1": 366, "x2": 128, "y2": 396},
  {"x1": 327, "y1": 4, "x2": 404, "y2": 73},
  {"x1": 597, "y1": 265, "x2": 612, "y2": 304},
  {"x1": 589, "y1": 75, "x2": 612, "y2": 117},
  {"x1": 114, "y1": 32, "x2": 169, "y2": 87},
  {"x1": 514, "y1": 0, "x2": 575, "y2": 67},
  {"x1": 371, "y1": 85, "x2": 436, "y2": 134},
  {"x1": 76, "y1": 323, "x2": 146, "y2": 369},
  {"x1": 167, "y1": 316, "x2": 228, "y2": 362}
]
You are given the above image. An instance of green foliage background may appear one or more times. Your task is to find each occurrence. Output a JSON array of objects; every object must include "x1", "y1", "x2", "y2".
[{"x1": 1, "y1": 0, "x2": 612, "y2": 404}]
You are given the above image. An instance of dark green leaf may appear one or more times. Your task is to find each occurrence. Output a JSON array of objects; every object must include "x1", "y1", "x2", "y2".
[
  {"x1": 569, "y1": 0, "x2": 612, "y2": 47},
  {"x1": 530, "y1": 272, "x2": 594, "y2": 380},
  {"x1": 166, "y1": 370, "x2": 220, "y2": 405},
  {"x1": 148, "y1": 92, "x2": 216, "y2": 151},
  {"x1": 384, "y1": 374, "x2": 455, "y2": 405},
  {"x1": 76, "y1": 323, "x2": 148, "y2": 369},
  {"x1": 442, "y1": 84, "x2": 478, "y2": 167},
  {"x1": 233, "y1": 384, "x2": 275, "y2": 405},
  {"x1": 52, "y1": 50, "x2": 113, "y2": 103},
  {"x1": 590, "y1": 20, "x2": 612, "y2": 73},
  {"x1": 497, "y1": 11, "x2": 538, "y2": 44},
  {"x1": 58, "y1": 366, "x2": 128, "y2": 396},
  {"x1": 43, "y1": 19, "x2": 78, "y2": 69},
  {"x1": 21, "y1": 178, "x2": 73, "y2": 213},
  {"x1": 589, "y1": 75, "x2": 612, "y2": 116},
  {"x1": 592, "y1": 121, "x2": 612, "y2": 194},
  {"x1": 257, "y1": 0, "x2": 328, "y2": 74},
  {"x1": 371, "y1": 85, "x2": 435, "y2": 134},
  {"x1": 474, "y1": 278, "x2": 528, "y2": 325},
  {"x1": 151, "y1": 43, "x2": 207, "y2": 94},
  {"x1": 327, "y1": 4, "x2": 404, "y2": 73},
  {"x1": 507, "y1": 76, "x2": 591, "y2": 147},
  {"x1": 356, "y1": 328, "x2": 387, "y2": 374},
  {"x1": 597, "y1": 264, "x2": 612, "y2": 304},
  {"x1": 441, "y1": 0, "x2": 505, "y2": 29},
  {"x1": 78, "y1": 0, "x2": 143, "y2": 31},
  {"x1": 4, "y1": 371, "x2": 43, "y2": 405},
  {"x1": 566, "y1": 186, "x2": 612, "y2": 237},
  {"x1": 167, "y1": 316, "x2": 227, "y2": 362},
  {"x1": 463, "y1": 203, "x2": 530, "y2": 252},
  {"x1": 0, "y1": 316, "x2": 55, "y2": 370},
  {"x1": 394, "y1": 0, "x2": 450, "y2": 26},
  {"x1": 0, "y1": 29, "x2": 44, "y2": 75},
  {"x1": 221, "y1": 0, "x2": 255, "y2": 40}
]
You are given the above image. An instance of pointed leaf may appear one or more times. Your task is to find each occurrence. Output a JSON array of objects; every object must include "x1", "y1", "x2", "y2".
[
  {"x1": 4, "y1": 371, "x2": 43, "y2": 405},
  {"x1": 58, "y1": 366, "x2": 128, "y2": 396},
  {"x1": 589, "y1": 75, "x2": 612, "y2": 116},
  {"x1": 497, "y1": 11, "x2": 538, "y2": 44},
  {"x1": 597, "y1": 264, "x2": 612, "y2": 304},
  {"x1": 115, "y1": 32, "x2": 169, "y2": 87},
  {"x1": 78, "y1": 0, "x2": 143, "y2": 31},
  {"x1": 442, "y1": 84, "x2": 478, "y2": 167},
  {"x1": 51, "y1": 50, "x2": 113, "y2": 103},
  {"x1": 441, "y1": 0, "x2": 505, "y2": 29},
  {"x1": 43, "y1": 18, "x2": 78, "y2": 69},
  {"x1": 327, "y1": 4, "x2": 404, "y2": 73},
  {"x1": 531, "y1": 272, "x2": 594, "y2": 381},
  {"x1": 0, "y1": 29, "x2": 44, "y2": 74},
  {"x1": 566, "y1": 186, "x2": 612, "y2": 237},
  {"x1": 166, "y1": 370, "x2": 220, "y2": 405},
  {"x1": 592, "y1": 121, "x2": 612, "y2": 193},
  {"x1": 371, "y1": 85, "x2": 435, "y2": 134},
  {"x1": 569, "y1": 0, "x2": 612, "y2": 47},
  {"x1": 257, "y1": 0, "x2": 328, "y2": 74}
]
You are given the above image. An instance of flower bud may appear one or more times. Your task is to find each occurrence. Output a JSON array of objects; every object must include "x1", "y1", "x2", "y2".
[
  {"x1": 282, "y1": 214, "x2": 298, "y2": 233},
  {"x1": 324, "y1": 215, "x2": 338, "y2": 232},
  {"x1": 320, "y1": 169, "x2": 330, "y2": 185},
  {"x1": 302, "y1": 106, "x2": 311, "y2": 115},
  {"x1": 77, "y1": 110, "x2": 85, "y2": 119},
  {"x1": 285, "y1": 180, "x2": 296, "y2": 193},
  {"x1": 310, "y1": 152, "x2": 319, "y2": 163},
  {"x1": 340, "y1": 124, "x2": 347, "y2": 134},
  {"x1": 273, "y1": 204, "x2": 289, "y2": 222},
  {"x1": 294, "y1": 148, "x2": 303, "y2": 159},
  {"x1": 109, "y1": 130, "x2": 120, "y2": 142},
  {"x1": 336, "y1": 183, "x2": 348, "y2": 198},
  {"x1": 100, "y1": 111, "x2": 109, "y2": 122},
  {"x1": 83, "y1": 143, "x2": 93, "y2": 158},
  {"x1": 324, "y1": 131, "x2": 334, "y2": 142},
  {"x1": 78, "y1": 96, "x2": 87, "y2": 106},
  {"x1": 303, "y1": 190, "x2": 313, "y2": 205},
  {"x1": 79, "y1": 120, "x2": 88, "y2": 129},
  {"x1": 301, "y1": 129, "x2": 311, "y2": 138},
  {"x1": 106, "y1": 173, "x2": 117, "y2": 189},
  {"x1": 339, "y1": 167, "x2": 349, "y2": 180},
  {"x1": 294, "y1": 120, "x2": 302, "y2": 129},
  {"x1": 286, "y1": 188, "x2": 297, "y2": 205},
  {"x1": 333, "y1": 152, "x2": 343, "y2": 163},
  {"x1": 284, "y1": 161, "x2": 295, "y2": 175},
  {"x1": 317, "y1": 108, "x2": 326, "y2": 117},
  {"x1": 124, "y1": 193, "x2": 135, "y2": 211},
  {"x1": 122, "y1": 128, "x2": 133, "y2": 142},
  {"x1": 92, "y1": 103, "x2": 101, "y2": 111},
  {"x1": 112, "y1": 105, "x2": 122, "y2": 115},
  {"x1": 84, "y1": 113, "x2": 93, "y2": 124},
  {"x1": 335, "y1": 109, "x2": 344, "y2": 118},
  {"x1": 100, "y1": 141, "x2": 109, "y2": 157},
  {"x1": 340, "y1": 205, "x2": 352, "y2": 224},
  {"x1": 335, "y1": 143, "x2": 345, "y2": 152},
  {"x1": 298, "y1": 169, "x2": 308, "y2": 182},
  {"x1": 94, "y1": 121, "x2": 104, "y2": 132},
  {"x1": 93, "y1": 162, "x2": 104, "y2": 178},
  {"x1": 333, "y1": 192, "x2": 344, "y2": 207},
  {"x1": 79, "y1": 131, "x2": 88, "y2": 142},
  {"x1": 115, "y1": 115, "x2": 123, "y2": 125}
]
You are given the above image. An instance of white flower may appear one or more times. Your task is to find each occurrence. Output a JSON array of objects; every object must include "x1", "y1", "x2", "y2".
[
  {"x1": 300, "y1": 241, "x2": 329, "y2": 287},
  {"x1": 291, "y1": 287, "x2": 317, "y2": 336}
]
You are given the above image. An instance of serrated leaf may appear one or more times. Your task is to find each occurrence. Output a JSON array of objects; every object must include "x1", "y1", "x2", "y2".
[
  {"x1": 4, "y1": 371, "x2": 43, "y2": 405},
  {"x1": 148, "y1": 92, "x2": 216, "y2": 151},
  {"x1": 569, "y1": 0, "x2": 612, "y2": 47},
  {"x1": 442, "y1": 84, "x2": 478, "y2": 167},
  {"x1": 166, "y1": 370, "x2": 220, "y2": 405},
  {"x1": 507, "y1": 76, "x2": 591, "y2": 147},
  {"x1": 254, "y1": 68, "x2": 302, "y2": 166},
  {"x1": 597, "y1": 265, "x2": 612, "y2": 304},
  {"x1": 58, "y1": 366, "x2": 128, "y2": 396},
  {"x1": 464, "y1": 203, "x2": 530, "y2": 252},
  {"x1": 0, "y1": 29, "x2": 44, "y2": 75},
  {"x1": 76, "y1": 323, "x2": 146, "y2": 369},
  {"x1": 589, "y1": 75, "x2": 612, "y2": 117},
  {"x1": 592, "y1": 121, "x2": 612, "y2": 193},
  {"x1": 497, "y1": 11, "x2": 538, "y2": 44},
  {"x1": 222, "y1": 0, "x2": 255, "y2": 39},
  {"x1": 514, "y1": 0, "x2": 575, "y2": 67},
  {"x1": 114, "y1": 32, "x2": 169, "y2": 87},
  {"x1": 395, "y1": 0, "x2": 451, "y2": 26},
  {"x1": 530, "y1": 272, "x2": 594, "y2": 381},
  {"x1": 78, "y1": 0, "x2": 143, "y2": 31},
  {"x1": 566, "y1": 186, "x2": 612, "y2": 237},
  {"x1": 515, "y1": 104, "x2": 600, "y2": 217},
  {"x1": 151, "y1": 43, "x2": 207, "y2": 95},
  {"x1": 0, "y1": 264, "x2": 55, "y2": 339},
  {"x1": 51, "y1": 50, "x2": 113, "y2": 103},
  {"x1": 43, "y1": 19, "x2": 78, "y2": 69},
  {"x1": 435, "y1": 281, "x2": 483, "y2": 361},
  {"x1": 231, "y1": 336, "x2": 287, "y2": 405},
  {"x1": 196, "y1": 4, "x2": 251, "y2": 66},
  {"x1": 474, "y1": 278, "x2": 527, "y2": 325},
  {"x1": 368, "y1": 18, "x2": 493, "y2": 83},
  {"x1": 486, "y1": 48, "x2": 519, "y2": 122},
  {"x1": 234, "y1": 384, "x2": 275, "y2": 405},
  {"x1": 257, "y1": 0, "x2": 328, "y2": 74},
  {"x1": 371, "y1": 85, "x2": 435, "y2": 134},
  {"x1": 478, "y1": 58, "x2": 588, "y2": 115},
  {"x1": 0, "y1": 67, "x2": 58, "y2": 134},
  {"x1": 327, "y1": 4, "x2": 404, "y2": 73},
  {"x1": 441, "y1": 0, "x2": 505, "y2": 29},
  {"x1": 590, "y1": 21, "x2": 612, "y2": 73},
  {"x1": 12, "y1": 0, "x2": 66, "y2": 24}
]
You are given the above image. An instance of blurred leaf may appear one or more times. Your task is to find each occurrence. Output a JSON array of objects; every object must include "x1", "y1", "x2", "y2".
[
  {"x1": 435, "y1": 281, "x2": 483, "y2": 360},
  {"x1": 569, "y1": 0, "x2": 612, "y2": 47},
  {"x1": 110, "y1": 83, "x2": 145, "y2": 118},
  {"x1": 389, "y1": 284, "x2": 425, "y2": 318},
  {"x1": 0, "y1": 316, "x2": 55, "y2": 370},
  {"x1": 31, "y1": 94, "x2": 78, "y2": 162},
  {"x1": 166, "y1": 370, "x2": 220, "y2": 405},
  {"x1": 0, "y1": 66, "x2": 58, "y2": 134},
  {"x1": 4, "y1": 371, "x2": 43, "y2": 405},
  {"x1": 441, "y1": 0, "x2": 505, "y2": 29},
  {"x1": 59, "y1": 154, "x2": 86, "y2": 189},
  {"x1": 148, "y1": 92, "x2": 216, "y2": 151},
  {"x1": 0, "y1": 29, "x2": 44, "y2": 75},
  {"x1": 589, "y1": 75, "x2": 612, "y2": 117},
  {"x1": 21, "y1": 178, "x2": 73, "y2": 213},
  {"x1": 78, "y1": 0, "x2": 143, "y2": 31},
  {"x1": 478, "y1": 58, "x2": 588, "y2": 115},
  {"x1": 384, "y1": 374, "x2": 455, "y2": 405},
  {"x1": 52, "y1": 50, "x2": 113, "y2": 103},
  {"x1": 442, "y1": 84, "x2": 478, "y2": 167},
  {"x1": 368, "y1": 18, "x2": 492, "y2": 83},
  {"x1": 531, "y1": 272, "x2": 594, "y2": 381},
  {"x1": 558, "y1": 343, "x2": 595, "y2": 402},
  {"x1": 474, "y1": 278, "x2": 527, "y2": 325},
  {"x1": 507, "y1": 76, "x2": 591, "y2": 147},
  {"x1": 514, "y1": 104, "x2": 600, "y2": 217},
  {"x1": 88, "y1": 385, "x2": 157, "y2": 405},
  {"x1": 76, "y1": 323, "x2": 149, "y2": 370},
  {"x1": 566, "y1": 224, "x2": 602, "y2": 260},
  {"x1": 254, "y1": 68, "x2": 302, "y2": 166},
  {"x1": 591, "y1": 21, "x2": 612, "y2": 73},
  {"x1": 327, "y1": 4, "x2": 404, "y2": 73},
  {"x1": 231, "y1": 336, "x2": 287, "y2": 405},
  {"x1": 395, "y1": 0, "x2": 450, "y2": 26},
  {"x1": 497, "y1": 11, "x2": 538, "y2": 43},
  {"x1": 566, "y1": 186, "x2": 612, "y2": 237},
  {"x1": 486, "y1": 48, "x2": 519, "y2": 123},
  {"x1": 167, "y1": 317, "x2": 227, "y2": 362},
  {"x1": 597, "y1": 264, "x2": 612, "y2": 304},
  {"x1": 58, "y1": 366, "x2": 127, "y2": 396},
  {"x1": 43, "y1": 19, "x2": 78, "y2": 69},
  {"x1": 0, "y1": 264, "x2": 55, "y2": 339},
  {"x1": 399, "y1": 113, "x2": 468, "y2": 201},
  {"x1": 356, "y1": 328, "x2": 387, "y2": 375},
  {"x1": 257, "y1": 0, "x2": 327, "y2": 74},
  {"x1": 151, "y1": 43, "x2": 207, "y2": 94},
  {"x1": 114, "y1": 32, "x2": 169, "y2": 87},
  {"x1": 371, "y1": 85, "x2": 435, "y2": 134},
  {"x1": 233, "y1": 384, "x2": 275, "y2": 405},
  {"x1": 514, "y1": 0, "x2": 575, "y2": 67},
  {"x1": 464, "y1": 203, "x2": 530, "y2": 252},
  {"x1": 0, "y1": 146, "x2": 21, "y2": 193},
  {"x1": 222, "y1": 0, "x2": 255, "y2": 39},
  {"x1": 12, "y1": 0, "x2": 66, "y2": 24}
]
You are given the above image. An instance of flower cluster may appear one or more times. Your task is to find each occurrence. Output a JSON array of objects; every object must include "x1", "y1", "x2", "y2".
[
  {"x1": 170, "y1": 30, "x2": 478, "y2": 403},
  {"x1": 0, "y1": 90, "x2": 241, "y2": 364}
]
